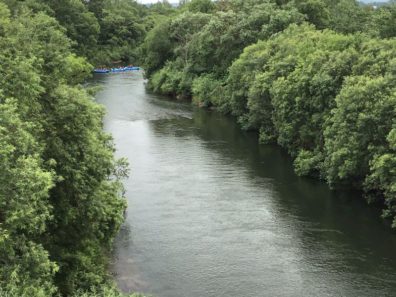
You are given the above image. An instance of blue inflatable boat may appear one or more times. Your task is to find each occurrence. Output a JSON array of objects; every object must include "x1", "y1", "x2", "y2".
[
  {"x1": 93, "y1": 66, "x2": 140, "y2": 74},
  {"x1": 93, "y1": 69, "x2": 110, "y2": 73},
  {"x1": 110, "y1": 67, "x2": 140, "y2": 72}
]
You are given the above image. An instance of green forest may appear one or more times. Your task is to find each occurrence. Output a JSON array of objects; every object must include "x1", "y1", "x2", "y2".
[{"x1": 1, "y1": 0, "x2": 396, "y2": 296}]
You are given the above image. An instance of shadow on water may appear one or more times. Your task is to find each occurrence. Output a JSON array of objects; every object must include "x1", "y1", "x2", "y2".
[
  {"x1": 147, "y1": 108, "x2": 396, "y2": 294},
  {"x1": 155, "y1": 107, "x2": 396, "y2": 240}
]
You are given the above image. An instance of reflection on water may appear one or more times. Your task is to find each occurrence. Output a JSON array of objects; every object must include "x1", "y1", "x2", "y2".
[{"x1": 94, "y1": 72, "x2": 396, "y2": 297}]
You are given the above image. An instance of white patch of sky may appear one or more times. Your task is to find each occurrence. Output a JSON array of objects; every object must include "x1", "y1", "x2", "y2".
[
  {"x1": 137, "y1": 0, "x2": 389, "y2": 4},
  {"x1": 137, "y1": 0, "x2": 176, "y2": 3}
]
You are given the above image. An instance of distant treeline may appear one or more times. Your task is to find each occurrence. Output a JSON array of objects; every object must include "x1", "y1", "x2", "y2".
[{"x1": 141, "y1": 0, "x2": 396, "y2": 228}]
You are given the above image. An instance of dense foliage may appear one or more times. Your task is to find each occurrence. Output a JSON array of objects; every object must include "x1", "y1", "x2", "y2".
[
  {"x1": 2, "y1": 0, "x2": 396, "y2": 295},
  {"x1": 143, "y1": 0, "x2": 396, "y2": 227},
  {"x1": 0, "y1": 0, "x2": 150, "y2": 296},
  {"x1": 3, "y1": 0, "x2": 172, "y2": 66}
]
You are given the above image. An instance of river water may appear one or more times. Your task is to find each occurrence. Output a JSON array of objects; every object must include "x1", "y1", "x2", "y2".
[{"x1": 94, "y1": 72, "x2": 396, "y2": 297}]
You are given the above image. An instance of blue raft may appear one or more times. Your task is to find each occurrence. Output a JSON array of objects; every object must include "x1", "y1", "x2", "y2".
[
  {"x1": 93, "y1": 66, "x2": 140, "y2": 73},
  {"x1": 125, "y1": 66, "x2": 140, "y2": 71},
  {"x1": 93, "y1": 69, "x2": 110, "y2": 73},
  {"x1": 110, "y1": 66, "x2": 140, "y2": 72}
]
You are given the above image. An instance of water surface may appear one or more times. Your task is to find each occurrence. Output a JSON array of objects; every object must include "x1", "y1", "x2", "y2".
[{"x1": 94, "y1": 72, "x2": 396, "y2": 297}]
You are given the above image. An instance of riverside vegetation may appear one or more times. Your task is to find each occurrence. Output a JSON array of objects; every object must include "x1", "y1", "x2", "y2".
[
  {"x1": 0, "y1": 0, "x2": 164, "y2": 296},
  {"x1": 1, "y1": 0, "x2": 396, "y2": 296},
  {"x1": 142, "y1": 0, "x2": 396, "y2": 228}
]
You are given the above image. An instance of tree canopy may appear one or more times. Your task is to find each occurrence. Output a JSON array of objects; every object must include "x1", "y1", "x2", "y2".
[{"x1": 0, "y1": 0, "x2": 138, "y2": 296}]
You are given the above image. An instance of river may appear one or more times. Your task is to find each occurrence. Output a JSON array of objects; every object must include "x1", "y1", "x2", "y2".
[{"x1": 94, "y1": 72, "x2": 396, "y2": 297}]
